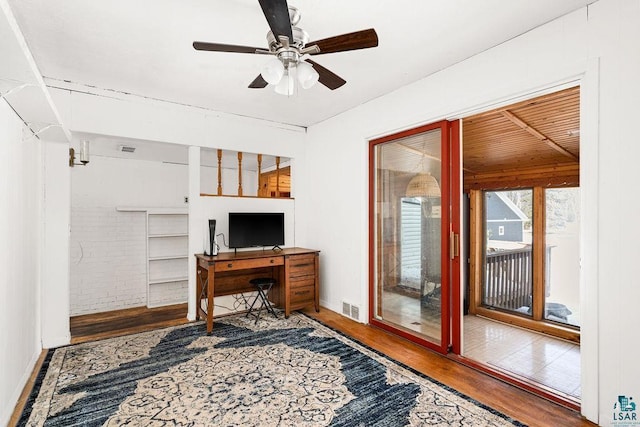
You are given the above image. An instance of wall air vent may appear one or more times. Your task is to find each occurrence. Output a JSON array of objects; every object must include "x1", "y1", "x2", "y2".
[
  {"x1": 350, "y1": 304, "x2": 360, "y2": 321},
  {"x1": 341, "y1": 301, "x2": 360, "y2": 321},
  {"x1": 119, "y1": 145, "x2": 136, "y2": 153},
  {"x1": 342, "y1": 301, "x2": 351, "y2": 317}
]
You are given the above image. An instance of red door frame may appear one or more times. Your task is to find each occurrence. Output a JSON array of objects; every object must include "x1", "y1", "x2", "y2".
[
  {"x1": 368, "y1": 120, "x2": 460, "y2": 355},
  {"x1": 450, "y1": 119, "x2": 461, "y2": 354}
]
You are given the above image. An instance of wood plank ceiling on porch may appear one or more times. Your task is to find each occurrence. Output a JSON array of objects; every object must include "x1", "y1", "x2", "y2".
[{"x1": 463, "y1": 86, "x2": 580, "y2": 190}]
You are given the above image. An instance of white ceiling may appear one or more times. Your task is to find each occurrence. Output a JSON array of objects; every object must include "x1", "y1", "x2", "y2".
[{"x1": 8, "y1": 0, "x2": 594, "y2": 130}]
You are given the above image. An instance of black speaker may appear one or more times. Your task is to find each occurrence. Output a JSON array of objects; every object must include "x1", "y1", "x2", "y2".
[{"x1": 208, "y1": 219, "x2": 216, "y2": 256}]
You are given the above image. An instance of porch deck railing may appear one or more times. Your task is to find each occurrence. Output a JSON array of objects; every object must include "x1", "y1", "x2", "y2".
[{"x1": 483, "y1": 247, "x2": 532, "y2": 311}]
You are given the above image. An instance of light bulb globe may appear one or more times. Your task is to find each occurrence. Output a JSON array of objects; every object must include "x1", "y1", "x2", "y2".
[
  {"x1": 297, "y1": 61, "x2": 319, "y2": 89},
  {"x1": 274, "y1": 70, "x2": 295, "y2": 96},
  {"x1": 261, "y1": 58, "x2": 284, "y2": 85}
]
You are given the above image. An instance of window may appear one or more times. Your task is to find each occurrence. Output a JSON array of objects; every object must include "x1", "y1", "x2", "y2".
[
  {"x1": 470, "y1": 186, "x2": 580, "y2": 340},
  {"x1": 544, "y1": 187, "x2": 580, "y2": 327},
  {"x1": 482, "y1": 190, "x2": 533, "y2": 316}
]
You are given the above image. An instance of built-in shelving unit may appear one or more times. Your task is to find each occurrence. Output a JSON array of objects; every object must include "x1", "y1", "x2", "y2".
[{"x1": 117, "y1": 207, "x2": 188, "y2": 308}]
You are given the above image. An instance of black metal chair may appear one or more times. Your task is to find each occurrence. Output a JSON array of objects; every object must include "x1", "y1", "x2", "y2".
[{"x1": 246, "y1": 277, "x2": 278, "y2": 323}]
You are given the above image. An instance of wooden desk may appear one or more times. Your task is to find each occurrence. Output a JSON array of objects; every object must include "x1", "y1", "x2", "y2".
[{"x1": 195, "y1": 247, "x2": 320, "y2": 333}]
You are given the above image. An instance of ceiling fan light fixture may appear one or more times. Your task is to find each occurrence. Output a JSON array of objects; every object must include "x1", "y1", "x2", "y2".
[
  {"x1": 297, "y1": 61, "x2": 319, "y2": 89},
  {"x1": 261, "y1": 58, "x2": 285, "y2": 85}
]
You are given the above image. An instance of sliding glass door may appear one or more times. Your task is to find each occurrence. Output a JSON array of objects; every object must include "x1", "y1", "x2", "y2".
[{"x1": 369, "y1": 120, "x2": 460, "y2": 353}]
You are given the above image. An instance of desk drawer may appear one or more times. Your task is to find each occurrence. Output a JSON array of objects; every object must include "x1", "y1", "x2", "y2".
[
  {"x1": 288, "y1": 254, "x2": 316, "y2": 277},
  {"x1": 290, "y1": 276, "x2": 315, "y2": 290},
  {"x1": 215, "y1": 256, "x2": 283, "y2": 272},
  {"x1": 290, "y1": 285, "x2": 315, "y2": 305}
]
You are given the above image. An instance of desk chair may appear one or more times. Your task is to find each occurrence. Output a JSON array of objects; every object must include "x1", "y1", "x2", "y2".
[{"x1": 246, "y1": 277, "x2": 278, "y2": 324}]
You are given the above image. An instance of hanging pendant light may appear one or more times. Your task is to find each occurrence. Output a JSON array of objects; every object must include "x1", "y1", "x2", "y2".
[{"x1": 406, "y1": 173, "x2": 441, "y2": 198}]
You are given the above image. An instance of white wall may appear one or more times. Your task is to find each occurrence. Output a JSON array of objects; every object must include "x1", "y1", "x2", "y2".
[
  {"x1": 588, "y1": 1, "x2": 640, "y2": 424},
  {"x1": 40, "y1": 141, "x2": 71, "y2": 349},
  {"x1": 50, "y1": 88, "x2": 306, "y2": 157},
  {"x1": 0, "y1": 101, "x2": 42, "y2": 425},
  {"x1": 69, "y1": 155, "x2": 188, "y2": 314},
  {"x1": 302, "y1": 1, "x2": 640, "y2": 424},
  {"x1": 192, "y1": 197, "x2": 296, "y2": 254},
  {"x1": 0, "y1": 1, "x2": 70, "y2": 420}
]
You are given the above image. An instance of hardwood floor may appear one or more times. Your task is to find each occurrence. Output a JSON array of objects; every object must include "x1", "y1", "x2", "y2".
[
  {"x1": 8, "y1": 350, "x2": 48, "y2": 427},
  {"x1": 70, "y1": 303, "x2": 189, "y2": 344},
  {"x1": 300, "y1": 307, "x2": 595, "y2": 427},
  {"x1": 12, "y1": 304, "x2": 596, "y2": 427}
]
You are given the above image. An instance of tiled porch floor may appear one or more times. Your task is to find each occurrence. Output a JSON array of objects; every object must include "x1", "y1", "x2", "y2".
[
  {"x1": 463, "y1": 315, "x2": 581, "y2": 399},
  {"x1": 377, "y1": 291, "x2": 581, "y2": 400}
]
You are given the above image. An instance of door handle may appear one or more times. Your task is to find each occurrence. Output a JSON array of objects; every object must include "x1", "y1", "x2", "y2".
[{"x1": 450, "y1": 231, "x2": 460, "y2": 259}]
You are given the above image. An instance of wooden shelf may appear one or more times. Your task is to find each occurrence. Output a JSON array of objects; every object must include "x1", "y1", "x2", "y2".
[
  {"x1": 116, "y1": 207, "x2": 187, "y2": 215},
  {"x1": 148, "y1": 233, "x2": 188, "y2": 238},
  {"x1": 148, "y1": 276, "x2": 189, "y2": 285},
  {"x1": 148, "y1": 255, "x2": 188, "y2": 261}
]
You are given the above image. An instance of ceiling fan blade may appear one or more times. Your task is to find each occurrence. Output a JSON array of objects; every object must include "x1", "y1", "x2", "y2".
[
  {"x1": 258, "y1": 0, "x2": 293, "y2": 43},
  {"x1": 306, "y1": 59, "x2": 346, "y2": 90},
  {"x1": 249, "y1": 74, "x2": 269, "y2": 89},
  {"x1": 307, "y1": 28, "x2": 378, "y2": 55},
  {"x1": 193, "y1": 41, "x2": 265, "y2": 54}
]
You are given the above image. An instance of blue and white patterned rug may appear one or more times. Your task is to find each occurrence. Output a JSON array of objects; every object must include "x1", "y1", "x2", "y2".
[{"x1": 20, "y1": 312, "x2": 526, "y2": 426}]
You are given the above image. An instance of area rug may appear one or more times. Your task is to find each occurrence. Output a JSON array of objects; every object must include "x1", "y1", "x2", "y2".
[{"x1": 20, "y1": 313, "x2": 526, "y2": 426}]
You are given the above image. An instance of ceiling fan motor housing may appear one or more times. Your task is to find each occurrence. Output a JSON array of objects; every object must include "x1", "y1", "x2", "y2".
[
  {"x1": 267, "y1": 26, "x2": 308, "y2": 49},
  {"x1": 266, "y1": 25, "x2": 308, "y2": 67}
]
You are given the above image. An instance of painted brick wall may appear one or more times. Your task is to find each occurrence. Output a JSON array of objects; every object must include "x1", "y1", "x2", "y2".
[
  {"x1": 70, "y1": 155, "x2": 188, "y2": 315},
  {"x1": 148, "y1": 281, "x2": 188, "y2": 307},
  {"x1": 70, "y1": 208, "x2": 147, "y2": 314}
]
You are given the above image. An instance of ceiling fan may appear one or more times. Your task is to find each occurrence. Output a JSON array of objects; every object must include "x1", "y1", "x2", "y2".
[{"x1": 192, "y1": 0, "x2": 378, "y2": 95}]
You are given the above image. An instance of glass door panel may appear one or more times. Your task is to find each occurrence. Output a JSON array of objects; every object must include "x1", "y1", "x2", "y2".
[
  {"x1": 482, "y1": 190, "x2": 533, "y2": 316},
  {"x1": 370, "y1": 122, "x2": 450, "y2": 351},
  {"x1": 544, "y1": 187, "x2": 580, "y2": 327}
]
